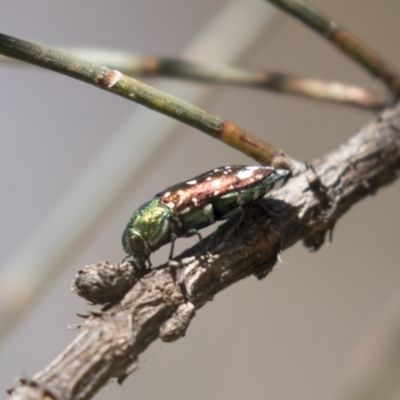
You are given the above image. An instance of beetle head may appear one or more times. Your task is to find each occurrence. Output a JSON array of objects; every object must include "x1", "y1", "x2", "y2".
[{"x1": 122, "y1": 227, "x2": 152, "y2": 266}]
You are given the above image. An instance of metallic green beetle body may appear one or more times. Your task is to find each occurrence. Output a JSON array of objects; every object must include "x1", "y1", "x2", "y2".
[{"x1": 122, "y1": 165, "x2": 288, "y2": 268}]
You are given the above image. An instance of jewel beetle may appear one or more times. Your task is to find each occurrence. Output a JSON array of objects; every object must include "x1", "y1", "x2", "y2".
[{"x1": 122, "y1": 165, "x2": 288, "y2": 268}]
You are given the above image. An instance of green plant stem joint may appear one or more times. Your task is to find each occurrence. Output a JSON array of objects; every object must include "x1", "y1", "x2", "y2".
[{"x1": 122, "y1": 165, "x2": 288, "y2": 269}]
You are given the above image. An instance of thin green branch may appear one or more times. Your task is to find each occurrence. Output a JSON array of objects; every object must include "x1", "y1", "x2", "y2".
[
  {"x1": 1, "y1": 48, "x2": 389, "y2": 110},
  {"x1": 267, "y1": 0, "x2": 400, "y2": 96},
  {"x1": 0, "y1": 32, "x2": 293, "y2": 170}
]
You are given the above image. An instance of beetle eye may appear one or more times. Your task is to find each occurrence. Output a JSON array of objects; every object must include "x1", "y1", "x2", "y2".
[{"x1": 130, "y1": 234, "x2": 146, "y2": 254}]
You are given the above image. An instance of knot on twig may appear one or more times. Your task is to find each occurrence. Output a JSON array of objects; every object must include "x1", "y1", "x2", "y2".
[
  {"x1": 300, "y1": 163, "x2": 336, "y2": 251},
  {"x1": 303, "y1": 221, "x2": 335, "y2": 252},
  {"x1": 96, "y1": 67, "x2": 122, "y2": 88},
  {"x1": 71, "y1": 261, "x2": 140, "y2": 304},
  {"x1": 159, "y1": 302, "x2": 196, "y2": 342},
  {"x1": 6, "y1": 376, "x2": 56, "y2": 400},
  {"x1": 306, "y1": 162, "x2": 332, "y2": 210}
]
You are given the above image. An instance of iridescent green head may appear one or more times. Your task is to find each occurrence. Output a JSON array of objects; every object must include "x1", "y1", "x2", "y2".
[
  {"x1": 122, "y1": 198, "x2": 171, "y2": 267},
  {"x1": 122, "y1": 226, "x2": 151, "y2": 265}
]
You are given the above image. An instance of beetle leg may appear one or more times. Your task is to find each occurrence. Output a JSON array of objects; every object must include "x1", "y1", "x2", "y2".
[
  {"x1": 218, "y1": 206, "x2": 242, "y2": 221},
  {"x1": 187, "y1": 229, "x2": 214, "y2": 263},
  {"x1": 169, "y1": 230, "x2": 206, "y2": 261},
  {"x1": 186, "y1": 228, "x2": 213, "y2": 258},
  {"x1": 168, "y1": 233, "x2": 178, "y2": 260},
  {"x1": 186, "y1": 229, "x2": 203, "y2": 243},
  {"x1": 257, "y1": 198, "x2": 277, "y2": 217},
  {"x1": 235, "y1": 207, "x2": 245, "y2": 230},
  {"x1": 217, "y1": 206, "x2": 244, "y2": 229}
]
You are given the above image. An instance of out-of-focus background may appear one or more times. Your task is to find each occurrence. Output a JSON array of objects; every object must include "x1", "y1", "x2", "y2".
[{"x1": 0, "y1": 1, "x2": 399, "y2": 399}]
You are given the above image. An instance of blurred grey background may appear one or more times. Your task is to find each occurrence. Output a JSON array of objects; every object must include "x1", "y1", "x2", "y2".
[{"x1": 0, "y1": 1, "x2": 399, "y2": 399}]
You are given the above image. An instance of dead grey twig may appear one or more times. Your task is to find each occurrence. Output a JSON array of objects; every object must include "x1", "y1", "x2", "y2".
[{"x1": 7, "y1": 102, "x2": 400, "y2": 400}]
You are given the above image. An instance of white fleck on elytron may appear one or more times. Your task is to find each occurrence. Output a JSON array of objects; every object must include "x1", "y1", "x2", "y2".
[{"x1": 122, "y1": 165, "x2": 288, "y2": 268}]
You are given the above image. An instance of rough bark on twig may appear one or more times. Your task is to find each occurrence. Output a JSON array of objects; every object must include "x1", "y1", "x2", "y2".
[{"x1": 7, "y1": 103, "x2": 400, "y2": 400}]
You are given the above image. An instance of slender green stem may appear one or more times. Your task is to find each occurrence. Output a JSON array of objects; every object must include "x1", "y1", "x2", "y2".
[
  {"x1": 155, "y1": 60, "x2": 388, "y2": 110},
  {"x1": 267, "y1": 0, "x2": 400, "y2": 96},
  {"x1": 1, "y1": 48, "x2": 389, "y2": 110},
  {"x1": 0, "y1": 32, "x2": 292, "y2": 170}
]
